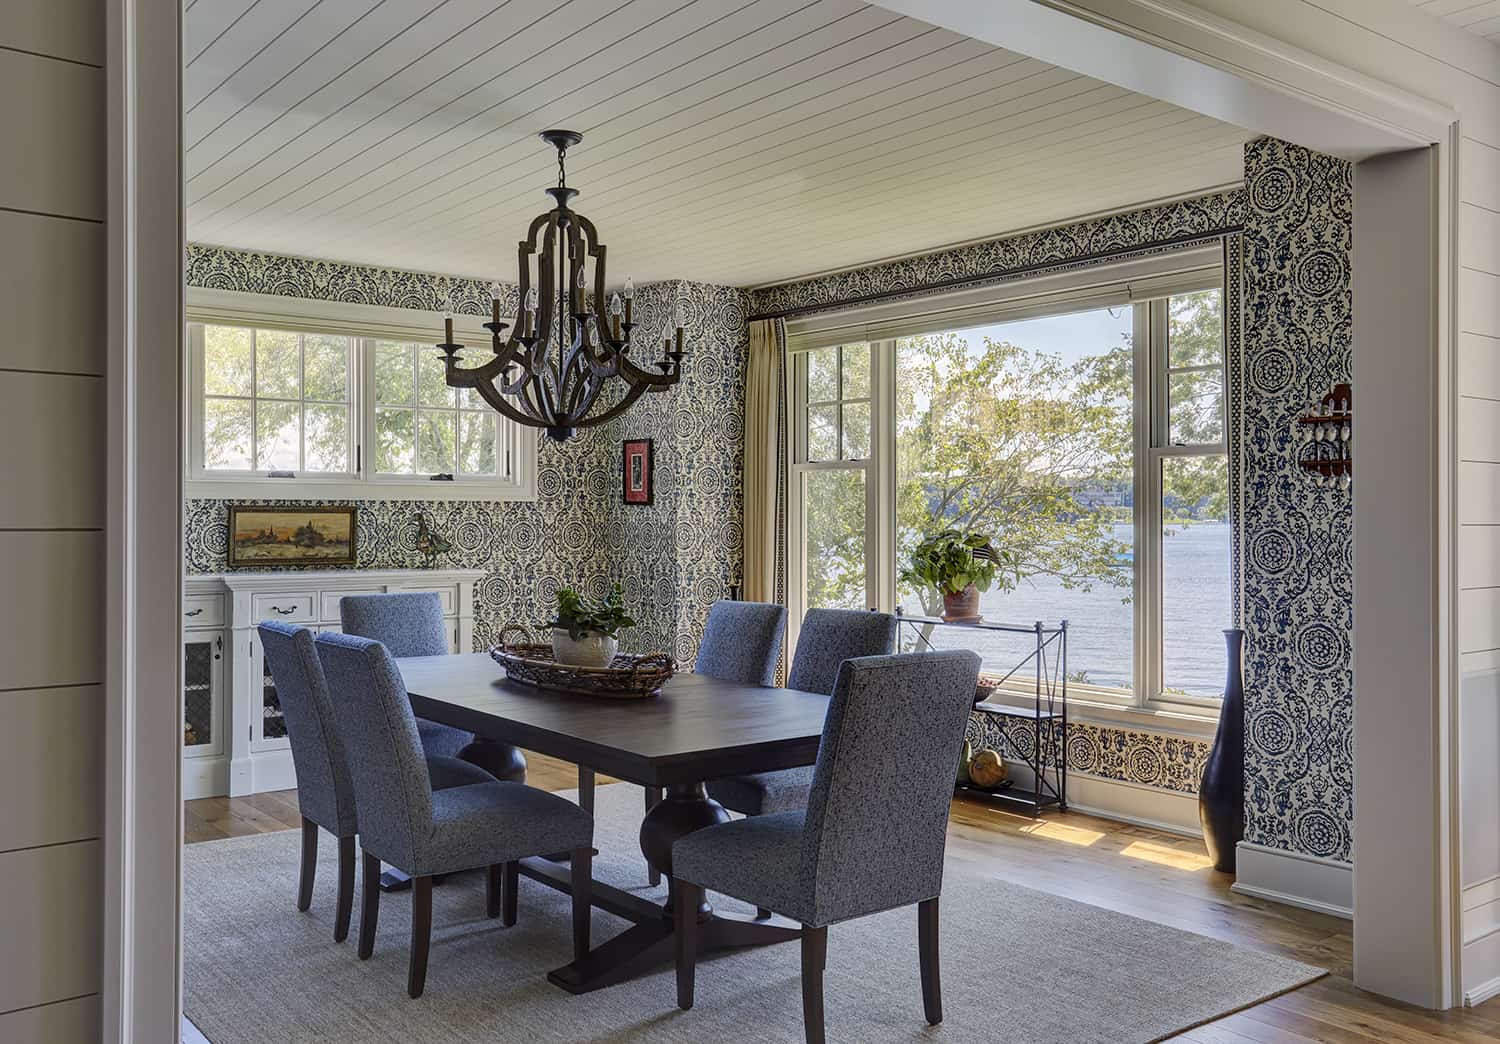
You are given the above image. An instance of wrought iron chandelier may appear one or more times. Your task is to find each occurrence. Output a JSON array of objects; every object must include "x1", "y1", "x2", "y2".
[{"x1": 437, "y1": 129, "x2": 686, "y2": 442}]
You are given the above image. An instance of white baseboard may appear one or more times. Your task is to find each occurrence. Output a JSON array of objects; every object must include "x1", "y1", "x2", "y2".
[
  {"x1": 1463, "y1": 881, "x2": 1500, "y2": 1005},
  {"x1": 228, "y1": 749, "x2": 296, "y2": 797},
  {"x1": 1231, "y1": 841, "x2": 1353, "y2": 920},
  {"x1": 1466, "y1": 974, "x2": 1500, "y2": 1008},
  {"x1": 999, "y1": 762, "x2": 1202, "y2": 837},
  {"x1": 182, "y1": 756, "x2": 228, "y2": 800}
]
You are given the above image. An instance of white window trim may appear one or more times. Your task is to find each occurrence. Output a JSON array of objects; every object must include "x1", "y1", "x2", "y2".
[
  {"x1": 185, "y1": 287, "x2": 537, "y2": 501},
  {"x1": 785, "y1": 246, "x2": 1228, "y2": 725}
]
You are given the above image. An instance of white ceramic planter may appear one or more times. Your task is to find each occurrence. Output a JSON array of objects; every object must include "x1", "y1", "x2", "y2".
[{"x1": 551, "y1": 628, "x2": 619, "y2": 668}]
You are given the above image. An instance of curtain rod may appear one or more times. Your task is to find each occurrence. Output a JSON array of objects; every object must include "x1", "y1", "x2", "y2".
[{"x1": 747, "y1": 228, "x2": 1240, "y2": 322}]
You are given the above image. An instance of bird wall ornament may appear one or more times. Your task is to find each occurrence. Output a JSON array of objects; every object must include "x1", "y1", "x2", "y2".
[{"x1": 414, "y1": 512, "x2": 453, "y2": 569}]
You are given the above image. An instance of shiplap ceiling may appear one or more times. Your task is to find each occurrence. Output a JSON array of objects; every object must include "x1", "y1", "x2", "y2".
[
  {"x1": 184, "y1": 0, "x2": 1253, "y2": 288},
  {"x1": 1405, "y1": 0, "x2": 1500, "y2": 42}
]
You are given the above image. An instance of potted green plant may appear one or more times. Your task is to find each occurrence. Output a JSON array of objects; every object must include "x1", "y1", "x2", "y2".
[
  {"x1": 901, "y1": 529, "x2": 1006, "y2": 622},
  {"x1": 550, "y1": 585, "x2": 635, "y2": 667}
]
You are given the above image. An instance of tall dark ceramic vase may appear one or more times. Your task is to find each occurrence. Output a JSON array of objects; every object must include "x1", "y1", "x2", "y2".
[{"x1": 1199, "y1": 628, "x2": 1245, "y2": 873}]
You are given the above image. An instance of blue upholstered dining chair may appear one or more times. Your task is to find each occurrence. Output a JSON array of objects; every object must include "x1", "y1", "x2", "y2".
[
  {"x1": 257, "y1": 621, "x2": 496, "y2": 943},
  {"x1": 670, "y1": 649, "x2": 982, "y2": 1043},
  {"x1": 705, "y1": 607, "x2": 897, "y2": 820},
  {"x1": 339, "y1": 592, "x2": 472, "y2": 759},
  {"x1": 695, "y1": 600, "x2": 787, "y2": 686},
  {"x1": 314, "y1": 631, "x2": 595, "y2": 999}
]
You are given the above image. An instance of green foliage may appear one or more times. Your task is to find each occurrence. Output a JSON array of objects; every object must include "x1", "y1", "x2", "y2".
[
  {"x1": 551, "y1": 584, "x2": 636, "y2": 640},
  {"x1": 891, "y1": 326, "x2": 1134, "y2": 614},
  {"x1": 900, "y1": 529, "x2": 1013, "y2": 596}
]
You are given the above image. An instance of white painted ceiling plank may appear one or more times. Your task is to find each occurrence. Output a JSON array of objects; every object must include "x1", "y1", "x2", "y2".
[
  {"x1": 185, "y1": 0, "x2": 386, "y2": 145},
  {"x1": 186, "y1": 0, "x2": 533, "y2": 201},
  {"x1": 210, "y1": 5, "x2": 919, "y2": 240},
  {"x1": 294, "y1": 37, "x2": 1023, "y2": 250},
  {"x1": 373, "y1": 66, "x2": 1104, "y2": 255},
  {"x1": 206, "y1": 0, "x2": 764, "y2": 237},
  {"x1": 185, "y1": 0, "x2": 262, "y2": 66},
  {"x1": 185, "y1": 0, "x2": 320, "y2": 109}
]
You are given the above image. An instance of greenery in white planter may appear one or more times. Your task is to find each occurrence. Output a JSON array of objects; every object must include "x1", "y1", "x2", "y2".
[{"x1": 550, "y1": 585, "x2": 635, "y2": 640}]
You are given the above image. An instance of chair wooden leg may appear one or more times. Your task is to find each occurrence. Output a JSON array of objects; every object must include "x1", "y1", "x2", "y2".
[
  {"x1": 485, "y1": 864, "x2": 501, "y2": 919},
  {"x1": 645, "y1": 787, "x2": 663, "y2": 887},
  {"x1": 408, "y1": 876, "x2": 432, "y2": 999},
  {"x1": 502, "y1": 860, "x2": 519, "y2": 928},
  {"x1": 674, "y1": 879, "x2": 701, "y2": 1010},
  {"x1": 918, "y1": 897, "x2": 942, "y2": 1025},
  {"x1": 358, "y1": 851, "x2": 380, "y2": 960},
  {"x1": 578, "y1": 766, "x2": 595, "y2": 814},
  {"x1": 296, "y1": 818, "x2": 317, "y2": 912},
  {"x1": 570, "y1": 846, "x2": 592, "y2": 962},
  {"x1": 801, "y1": 925, "x2": 828, "y2": 1044},
  {"x1": 334, "y1": 836, "x2": 355, "y2": 942}
]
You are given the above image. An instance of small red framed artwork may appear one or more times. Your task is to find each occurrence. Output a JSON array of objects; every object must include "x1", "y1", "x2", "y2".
[{"x1": 622, "y1": 438, "x2": 653, "y2": 505}]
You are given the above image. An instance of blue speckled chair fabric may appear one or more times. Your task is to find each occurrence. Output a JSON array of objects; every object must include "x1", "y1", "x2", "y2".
[
  {"x1": 258, "y1": 621, "x2": 495, "y2": 838},
  {"x1": 707, "y1": 607, "x2": 898, "y2": 816},
  {"x1": 675, "y1": 650, "x2": 981, "y2": 927},
  {"x1": 338, "y1": 591, "x2": 472, "y2": 759},
  {"x1": 694, "y1": 600, "x2": 786, "y2": 686},
  {"x1": 314, "y1": 632, "x2": 592, "y2": 876}
]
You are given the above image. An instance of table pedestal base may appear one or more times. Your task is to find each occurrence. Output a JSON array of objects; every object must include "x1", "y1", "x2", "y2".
[{"x1": 531, "y1": 781, "x2": 802, "y2": 994}]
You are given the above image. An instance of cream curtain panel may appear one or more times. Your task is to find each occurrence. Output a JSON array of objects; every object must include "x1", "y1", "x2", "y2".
[{"x1": 742, "y1": 318, "x2": 788, "y2": 609}]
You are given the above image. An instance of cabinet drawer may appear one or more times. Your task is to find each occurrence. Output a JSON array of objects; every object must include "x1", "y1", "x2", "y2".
[
  {"x1": 252, "y1": 592, "x2": 316, "y2": 623},
  {"x1": 319, "y1": 589, "x2": 382, "y2": 623},
  {"x1": 391, "y1": 585, "x2": 457, "y2": 615},
  {"x1": 182, "y1": 594, "x2": 224, "y2": 627}
]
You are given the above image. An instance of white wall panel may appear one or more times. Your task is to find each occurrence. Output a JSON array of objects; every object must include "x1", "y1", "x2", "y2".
[
  {"x1": 1459, "y1": 461, "x2": 1500, "y2": 524},
  {"x1": 1462, "y1": 139, "x2": 1500, "y2": 213},
  {"x1": 0, "y1": 49, "x2": 104, "y2": 220},
  {"x1": 1461, "y1": 672, "x2": 1500, "y2": 885},
  {"x1": 0, "y1": 841, "x2": 101, "y2": 1014},
  {"x1": 0, "y1": 372, "x2": 104, "y2": 528},
  {"x1": 1458, "y1": 525, "x2": 1500, "y2": 589},
  {"x1": 1459, "y1": 333, "x2": 1500, "y2": 402},
  {"x1": 1460, "y1": 588, "x2": 1500, "y2": 653},
  {"x1": 1464, "y1": 202, "x2": 1500, "y2": 275},
  {"x1": 0, "y1": 532, "x2": 103, "y2": 690},
  {"x1": 0, "y1": 994, "x2": 101, "y2": 1043},
  {"x1": 4, "y1": 0, "x2": 104, "y2": 66},
  {"x1": 0, "y1": 686, "x2": 102, "y2": 852},
  {"x1": 1463, "y1": 268, "x2": 1500, "y2": 339},
  {"x1": 1461, "y1": 396, "x2": 1500, "y2": 463},
  {"x1": 0, "y1": 211, "x2": 106, "y2": 375}
]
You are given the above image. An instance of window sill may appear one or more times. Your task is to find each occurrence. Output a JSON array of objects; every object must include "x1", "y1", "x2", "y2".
[
  {"x1": 186, "y1": 477, "x2": 537, "y2": 503},
  {"x1": 977, "y1": 686, "x2": 1220, "y2": 740}
]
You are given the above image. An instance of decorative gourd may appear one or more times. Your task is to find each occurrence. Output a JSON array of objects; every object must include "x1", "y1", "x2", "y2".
[{"x1": 968, "y1": 748, "x2": 1008, "y2": 789}]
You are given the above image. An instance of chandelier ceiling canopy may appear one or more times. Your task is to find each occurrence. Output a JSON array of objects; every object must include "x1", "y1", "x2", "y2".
[{"x1": 437, "y1": 130, "x2": 686, "y2": 442}]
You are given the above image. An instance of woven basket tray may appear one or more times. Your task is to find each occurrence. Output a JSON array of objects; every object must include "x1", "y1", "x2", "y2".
[{"x1": 489, "y1": 625, "x2": 676, "y2": 699}]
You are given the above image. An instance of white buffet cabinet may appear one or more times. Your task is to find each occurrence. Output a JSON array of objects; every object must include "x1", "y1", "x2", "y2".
[{"x1": 181, "y1": 569, "x2": 486, "y2": 799}]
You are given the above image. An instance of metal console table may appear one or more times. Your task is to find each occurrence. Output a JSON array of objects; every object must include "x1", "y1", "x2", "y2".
[{"x1": 896, "y1": 611, "x2": 1069, "y2": 816}]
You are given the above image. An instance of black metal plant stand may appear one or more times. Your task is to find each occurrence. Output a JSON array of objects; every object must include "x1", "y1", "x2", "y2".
[{"x1": 896, "y1": 611, "x2": 1069, "y2": 817}]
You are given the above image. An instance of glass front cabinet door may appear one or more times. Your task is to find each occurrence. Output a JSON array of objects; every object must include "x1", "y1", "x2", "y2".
[{"x1": 182, "y1": 632, "x2": 225, "y2": 759}]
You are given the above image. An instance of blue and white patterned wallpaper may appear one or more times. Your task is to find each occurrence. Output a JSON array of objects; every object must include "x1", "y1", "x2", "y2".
[
  {"x1": 747, "y1": 189, "x2": 1245, "y2": 317},
  {"x1": 1238, "y1": 138, "x2": 1354, "y2": 862}
]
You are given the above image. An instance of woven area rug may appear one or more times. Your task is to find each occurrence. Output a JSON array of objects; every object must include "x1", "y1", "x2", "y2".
[{"x1": 184, "y1": 784, "x2": 1322, "y2": 1043}]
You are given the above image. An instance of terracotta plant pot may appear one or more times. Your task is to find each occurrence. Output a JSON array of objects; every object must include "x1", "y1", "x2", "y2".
[
  {"x1": 941, "y1": 584, "x2": 982, "y2": 623},
  {"x1": 551, "y1": 628, "x2": 619, "y2": 668}
]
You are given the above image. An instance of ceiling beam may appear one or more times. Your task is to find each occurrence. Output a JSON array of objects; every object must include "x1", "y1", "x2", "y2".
[{"x1": 865, "y1": 0, "x2": 1453, "y2": 159}]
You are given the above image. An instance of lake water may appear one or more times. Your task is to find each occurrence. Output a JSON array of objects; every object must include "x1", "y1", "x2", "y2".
[{"x1": 898, "y1": 522, "x2": 1232, "y2": 697}]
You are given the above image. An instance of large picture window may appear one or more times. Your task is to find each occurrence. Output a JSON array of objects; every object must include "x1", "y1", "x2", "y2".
[
  {"x1": 188, "y1": 321, "x2": 532, "y2": 499},
  {"x1": 789, "y1": 272, "x2": 1229, "y2": 713}
]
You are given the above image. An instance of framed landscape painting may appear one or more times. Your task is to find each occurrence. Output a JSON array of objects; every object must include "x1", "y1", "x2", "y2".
[
  {"x1": 227, "y1": 505, "x2": 357, "y2": 568},
  {"x1": 622, "y1": 438, "x2": 653, "y2": 505}
]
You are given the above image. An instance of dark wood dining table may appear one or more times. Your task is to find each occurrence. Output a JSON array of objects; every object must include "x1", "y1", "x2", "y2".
[{"x1": 396, "y1": 652, "x2": 831, "y2": 994}]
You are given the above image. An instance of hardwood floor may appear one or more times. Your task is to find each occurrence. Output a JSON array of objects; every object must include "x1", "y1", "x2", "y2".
[{"x1": 185, "y1": 756, "x2": 1500, "y2": 1041}]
